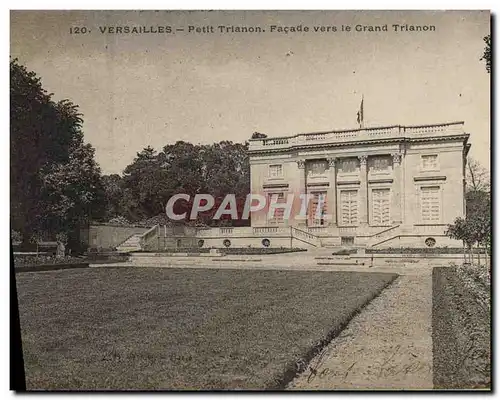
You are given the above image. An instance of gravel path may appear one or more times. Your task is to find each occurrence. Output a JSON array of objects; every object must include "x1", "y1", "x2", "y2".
[{"x1": 288, "y1": 268, "x2": 434, "y2": 390}]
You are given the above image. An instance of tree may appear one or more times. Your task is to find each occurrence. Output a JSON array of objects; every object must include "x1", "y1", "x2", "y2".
[
  {"x1": 447, "y1": 159, "x2": 491, "y2": 264},
  {"x1": 10, "y1": 59, "x2": 105, "y2": 251},
  {"x1": 11, "y1": 59, "x2": 59, "y2": 242},
  {"x1": 446, "y1": 217, "x2": 475, "y2": 263},
  {"x1": 41, "y1": 141, "x2": 106, "y2": 233},
  {"x1": 480, "y1": 34, "x2": 491, "y2": 74},
  {"x1": 198, "y1": 141, "x2": 250, "y2": 226},
  {"x1": 121, "y1": 146, "x2": 170, "y2": 220},
  {"x1": 117, "y1": 141, "x2": 251, "y2": 226},
  {"x1": 466, "y1": 157, "x2": 490, "y2": 193},
  {"x1": 102, "y1": 174, "x2": 125, "y2": 220}
]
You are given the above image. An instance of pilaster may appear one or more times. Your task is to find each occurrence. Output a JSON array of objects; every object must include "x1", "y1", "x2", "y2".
[
  {"x1": 327, "y1": 157, "x2": 337, "y2": 226},
  {"x1": 391, "y1": 153, "x2": 403, "y2": 224},
  {"x1": 358, "y1": 155, "x2": 368, "y2": 226},
  {"x1": 296, "y1": 159, "x2": 307, "y2": 227}
]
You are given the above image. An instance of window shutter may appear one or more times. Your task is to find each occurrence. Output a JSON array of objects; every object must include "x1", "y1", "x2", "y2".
[
  {"x1": 372, "y1": 189, "x2": 390, "y2": 225},
  {"x1": 341, "y1": 190, "x2": 358, "y2": 225},
  {"x1": 421, "y1": 186, "x2": 440, "y2": 223}
]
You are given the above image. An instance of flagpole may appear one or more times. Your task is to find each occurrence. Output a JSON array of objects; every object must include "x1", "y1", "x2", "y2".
[
  {"x1": 361, "y1": 94, "x2": 364, "y2": 129},
  {"x1": 357, "y1": 94, "x2": 364, "y2": 129}
]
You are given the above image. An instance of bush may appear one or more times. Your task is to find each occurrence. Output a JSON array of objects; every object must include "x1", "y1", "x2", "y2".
[
  {"x1": 433, "y1": 267, "x2": 491, "y2": 388},
  {"x1": 107, "y1": 216, "x2": 132, "y2": 226},
  {"x1": 14, "y1": 255, "x2": 84, "y2": 267},
  {"x1": 11, "y1": 230, "x2": 22, "y2": 244},
  {"x1": 366, "y1": 247, "x2": 487, "y2": 255},
  {"x1": 133, "y1": 247, "x2": 307, "y2": 255},
  {"x1": 221, "y1": 247, "x2": 307, "y2": 255},
  {"x1": 85, "y1": 253, "x2": 130, "y2": 263},
  {"x1": 134, "y1": 248, "x2": 212, "y2": 254},
  {"x1": 332, "y1": 248, "x2": 357, "y2": 255}
]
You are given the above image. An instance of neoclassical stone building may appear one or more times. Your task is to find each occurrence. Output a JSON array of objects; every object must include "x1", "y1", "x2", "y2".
[
  {"x1": 111, "y1": 121, "x2": 470, "y2": 251},
  {"x1": 247, "y1": 121, "x2": 470, "y2": 248}
]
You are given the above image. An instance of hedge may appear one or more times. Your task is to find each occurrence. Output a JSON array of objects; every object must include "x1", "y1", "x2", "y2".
[
  {"x1": 366, "y1": 247, "x2": 489, "y2": 255},
  {"x1": 432, "y1": 267, "x2": 491, "y2": 389}
]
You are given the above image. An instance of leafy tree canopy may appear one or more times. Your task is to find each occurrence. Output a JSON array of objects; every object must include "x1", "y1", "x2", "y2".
[{"x1": 10, "y1": 59, "x2": 105, "y2": 249}]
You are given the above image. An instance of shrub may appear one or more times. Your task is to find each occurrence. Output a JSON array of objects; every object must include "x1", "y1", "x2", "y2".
[
  {"x1": 14, "y1": 255, "x2": 84, "y2": 267},
  {"x1": 107, "y1": 216, "x2": 132, "y2": 226},
  {"x1": 55, "y1": 232, "x2": 68, "y2": 244},
  {"x1": 366, "y1": 247, "x2": 487, "y2": 255},
  {"x1": 221, "y1": 247, "x2": 307, "y2": 255},
  {"x1": 11, "y1": 230, "x2": 22, "y2": 244},
  {"x1": 332, "y1": 249, "x2": 356, "y2": 255}
]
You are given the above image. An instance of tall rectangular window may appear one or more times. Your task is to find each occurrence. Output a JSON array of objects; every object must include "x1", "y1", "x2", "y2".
[
  {"x1": 421, "y1": 155, "x2": 438, "y2": 171},
  {"x1": 372, "y1": 188, "x2": 391, "y2": 225},
  {"x1": 340, "y1": 190, "x2": 358, "y2": 226},
  {"x1": 268, "y1": 192, "x2": 285, "y2": 224},
  {"x1": 269, "y1": 164, "x2": 283, "y2": 178},
  {"x1": 308, "y1": 191, "x2": 327, "y2": 226},
  {"x1": 421, "y1": 186, "x2": 441, "y2": 223}
]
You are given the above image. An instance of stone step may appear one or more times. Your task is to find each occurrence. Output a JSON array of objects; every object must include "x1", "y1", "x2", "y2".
[
  {"x1": 317, "y1": 261, "x2": 367, "y2": 266},
  {"x1": 117, "y1": 246, "x2": 141, "y2": 251}
]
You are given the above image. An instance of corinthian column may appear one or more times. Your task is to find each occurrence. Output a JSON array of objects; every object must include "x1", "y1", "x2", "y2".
[
  {"x1": 296, "y1": 159, "x2": 306, "y2": 227},
  {"x1": 392, "y1": 153, "x2": 403, "y2": 224},
  {"x1": 358, "y1": 155, "x2": 368, "y2": 226},
  {"x1": 327, "y1": 158, "x2": 337, "y2": 226}
]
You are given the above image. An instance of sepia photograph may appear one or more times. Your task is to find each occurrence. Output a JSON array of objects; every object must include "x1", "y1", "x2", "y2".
[{"x1": 10, "y1": 9, "x2": 491, "y2": 391}]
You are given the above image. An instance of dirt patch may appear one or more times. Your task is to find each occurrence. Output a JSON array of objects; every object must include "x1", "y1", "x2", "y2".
[{"x1": 289, "y1": 271, "x2": 434, "y2": 390}]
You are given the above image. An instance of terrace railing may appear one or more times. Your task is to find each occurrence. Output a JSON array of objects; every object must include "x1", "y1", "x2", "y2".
[
  {"x1": 290, "y1": 227, "x2": 320, "y2": 247},
  {"x1": 139, "y1": 224, "x2": 160, "y2": 250},
  {"x1": 248, "y1": 122, "x2": 465, "y2": 152}
]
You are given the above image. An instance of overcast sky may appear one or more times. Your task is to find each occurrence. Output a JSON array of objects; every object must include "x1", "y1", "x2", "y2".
[{"x1": 10, "y1": 10, "x2": 490, "y2": 174}]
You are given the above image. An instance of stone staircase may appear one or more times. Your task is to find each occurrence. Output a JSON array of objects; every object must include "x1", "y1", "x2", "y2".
[
  {"x1": 290, "y1": 227, "x2": 321, "y2": 247},
  {"x1": 116, "y1": 233, "x2": 142, "y2": 252},
  {"x1": 366, "y1": 225, "x2": 401, "y2": 247}
]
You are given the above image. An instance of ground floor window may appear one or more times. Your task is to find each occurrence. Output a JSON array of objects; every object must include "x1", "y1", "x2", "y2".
[
  {"x1": 420, "y1": 186, "x2": 441, "y2": 223},
  {"x1": 267, "y1": 192, "x2": 285, "y2": 225},
  {"x1": 371, "y1": 188, "x2": 391, "y2": 225},
  {"x1": 340, "y1": 189, "x2": 358, "y2": 226},
  {"x1": 308, "y1": 191, "x2": 327, "y2": 226}
]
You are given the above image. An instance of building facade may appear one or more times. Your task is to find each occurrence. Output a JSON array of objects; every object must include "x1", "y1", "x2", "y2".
[{"x1": 247, "y1": 121, "x2": 470, "y2": 248}]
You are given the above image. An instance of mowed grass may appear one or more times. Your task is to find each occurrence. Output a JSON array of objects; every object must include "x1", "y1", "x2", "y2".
[{"x1": 16, "y1": 267, "x2": 397, "y2": 390}]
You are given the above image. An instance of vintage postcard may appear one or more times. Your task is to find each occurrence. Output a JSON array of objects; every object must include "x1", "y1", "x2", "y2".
[{"x1": 10, "y1": 10, "x2": 491, "y2": 391}]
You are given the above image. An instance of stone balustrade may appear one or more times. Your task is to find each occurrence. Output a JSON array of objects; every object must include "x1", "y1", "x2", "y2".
[
  {"x1": 196, "y1": 226, "x2": 295, "y2": 238},
  {"x1": 248, "y1": 122, "x2": 465, "y2": 152}
]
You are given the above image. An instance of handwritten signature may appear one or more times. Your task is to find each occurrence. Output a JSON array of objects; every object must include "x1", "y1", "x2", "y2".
[{"x1": 306, "y1": 344, "x2": 431, "y2": 383}]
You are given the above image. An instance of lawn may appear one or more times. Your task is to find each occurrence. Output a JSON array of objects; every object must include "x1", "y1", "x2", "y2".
[{"x1": 16, "y1": 267, "x2": 397, "y2": 390}]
